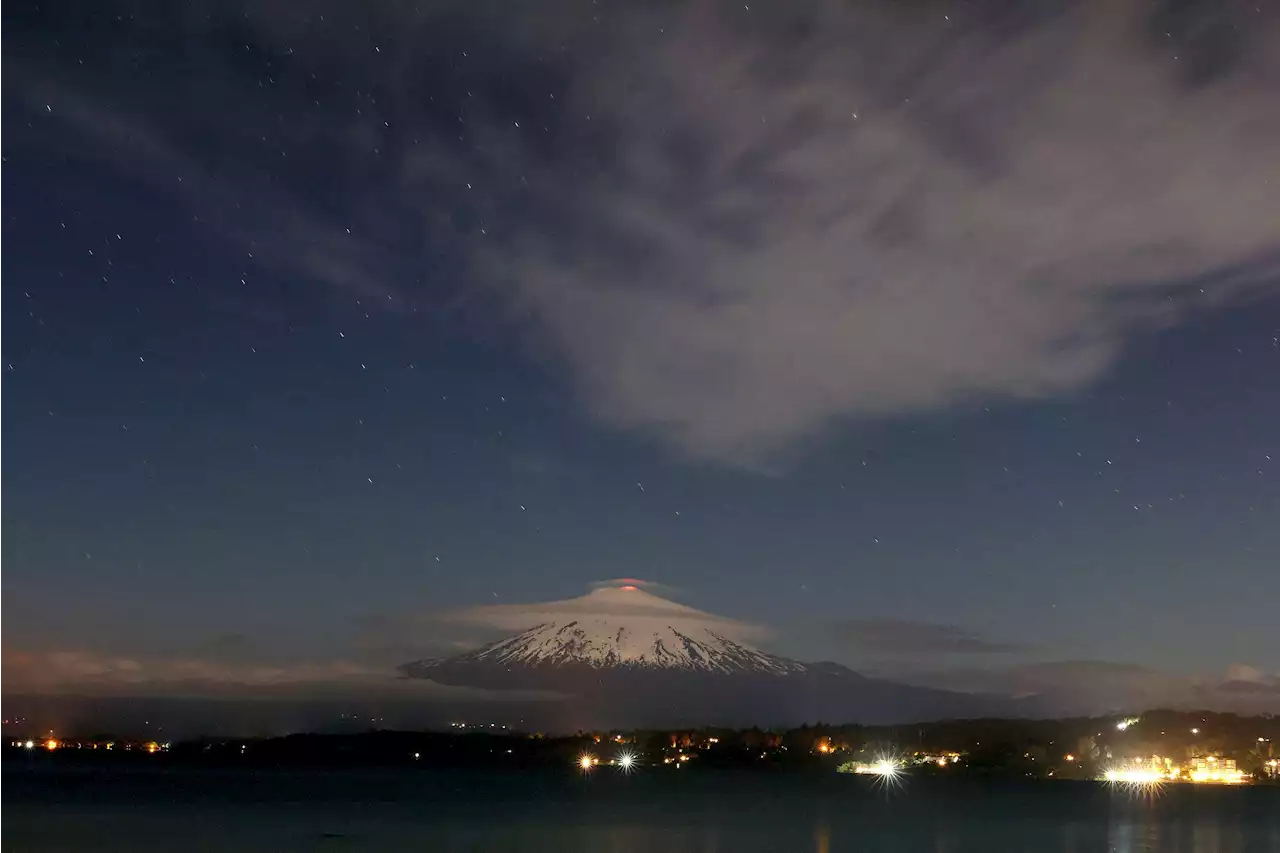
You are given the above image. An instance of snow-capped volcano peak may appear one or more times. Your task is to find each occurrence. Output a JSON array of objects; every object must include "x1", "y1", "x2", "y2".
[
  {"x1": 461, "y1": 617, "x2": 803, "y2": 674},
  {"x1": 406, "y1": 586, "x2": 807, "y2": 676},
  {"x1": 399, "y1": 585, "x2": 1005, "y2": 728}
]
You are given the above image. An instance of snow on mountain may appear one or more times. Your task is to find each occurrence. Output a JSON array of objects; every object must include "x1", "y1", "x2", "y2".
[
  {"x1": 404, "y1": 586, "x2": 807, "y2": 676},
  {"x1": 451, "y1": 618, "x2": 806, "y2": 675},
  {"x1": 399, "y1": 586, "x2": 1014, "y2": 726}
]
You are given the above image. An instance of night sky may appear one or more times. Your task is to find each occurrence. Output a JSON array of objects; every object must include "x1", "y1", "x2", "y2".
[{"x1": 4, "y1": 0, "x2": 1279, "y2": 711}]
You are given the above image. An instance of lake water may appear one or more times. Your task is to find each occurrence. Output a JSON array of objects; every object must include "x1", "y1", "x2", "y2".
[{"x1": 5, "y1": 765, "x2": 1280, "y2": 852}]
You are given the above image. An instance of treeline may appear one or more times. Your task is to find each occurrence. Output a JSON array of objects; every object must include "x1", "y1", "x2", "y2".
[{"x1": 14, "y1": 709, "x2": 1275, "y2": 774}]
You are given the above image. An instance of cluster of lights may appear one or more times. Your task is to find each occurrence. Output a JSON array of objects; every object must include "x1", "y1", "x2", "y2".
[
  {"x1": 1188, "y1": 756, "x2": 1247, "y2": 785},
  {"x1": 841, "y1": 758, "x2": 905, "y2": 787},
  {"x1": 1102, "y1": 754, "x2": 1253, "y2": 787},
  {"x1": 577, "y1": 752, "x2": 639, "y2": 773},
  {"x1": 858, "y1": 759, "x2": 902, "y2": 777},
  {"x1": 14, "y1": 739, "x2": 63, "y2": 751},
  {"x1": 1103, "y1": 768, "x2": 1165, "y2": 786},
  {"x1": 1188, "y1": 768, "x2": 1246, "y2": 784},
  {"x1": 15, "y1": 739, "x2": 65, "y2": 751},
  {"x1": 837, "y1": 752, "x2": 956, "y2": 774},
  {"x1": 15, "y1": 739, "x2": 164, "y2": 753}
]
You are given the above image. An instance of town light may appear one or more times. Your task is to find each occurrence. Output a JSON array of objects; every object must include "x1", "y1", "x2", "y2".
[
  {"x1": 1103, "y1": 768, "x2": 1162, "y2": 785},
  {"x1": 848, "y1": 758, "x2": 903, "y2": 781},
  {"x1": 870, "y1": 759, "x2": 900, "y2": 777}
]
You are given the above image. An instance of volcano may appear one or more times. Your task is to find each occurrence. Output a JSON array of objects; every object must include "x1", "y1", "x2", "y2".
[{"x1": 400, "y1": 587, "x2": 1012, "y2": 727}]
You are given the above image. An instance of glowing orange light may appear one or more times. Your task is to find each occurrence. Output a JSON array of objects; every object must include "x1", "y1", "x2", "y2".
[
  {"x1": 45, "y1": 739, "x2": 59, "y2": 751},
  {"x1": 620, "y1": 585, "x2": 638, "y2": 591}
]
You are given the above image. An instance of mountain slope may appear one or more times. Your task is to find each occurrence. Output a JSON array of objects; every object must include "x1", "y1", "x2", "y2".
[
  {"x1": 405, "y1": 586, "x2": 806, "y2": 676},
  {"x1": 432, "y1": 618, "x2": 808, "y2": 675},
  {"x1": 401, "y1": 587, "x2": 1009, "y2": 726}
]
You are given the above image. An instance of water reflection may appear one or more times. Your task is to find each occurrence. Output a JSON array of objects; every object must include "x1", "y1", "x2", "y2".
[
  {"x1": 1097, "y1": 783, "x2": 1278, "y2": 853},
  {"x1": 485, "y1": 783, "x2": 1276, "y2": 853},
  {"x1": 507, "y1": 803, "x2": 1270, "y2": 853},
  {"x1": 5, "y1": 772, "x2": 1279, "y2": 853},
  {"x1": 1192, "y1": 820, "x2": 1221, "y2": 853},
  {"x1": 1108, "y1": 811, "x2": 1163, "y2": 852}
]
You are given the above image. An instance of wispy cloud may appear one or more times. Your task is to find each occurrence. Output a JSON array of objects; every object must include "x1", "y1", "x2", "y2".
[
  {"x1": 890, "y1": 660, "x2": 1280, "y2": 714},
  {"x1": 586, "y1": 578, "x2": 683, "y2": 598},
  {"x1": 831, "y1": 619, "x2": 1025, "y2": 656},
  {"x1": 441, "y1": 584, "x2": 771, "y2": 643},
  {"x1": 3, "y1": 648, "x2": 394, "y2": 695},
  {"x1": 1220, "y1": 664, "x2": 1280, "y2": 695},
  {"x1": 8, "y1": 0, "x2": 1280, "y2": 465},
  {"x1": 488, "y1": 0, "x2": 1280, "y2": 463}
]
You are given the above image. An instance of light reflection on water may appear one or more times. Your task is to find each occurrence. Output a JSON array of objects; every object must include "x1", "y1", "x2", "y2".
[
  {"x1": 5, "y1": 768, "x2": 1279, "y2": 853},
  {"x1": 428, "y1": 808, "x2": 1276, "y2": 853}
]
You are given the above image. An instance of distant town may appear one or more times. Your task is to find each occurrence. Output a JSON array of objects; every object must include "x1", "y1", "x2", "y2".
[{"x1": 6, "y1": 709, "x2": 1278, "y2": 786}]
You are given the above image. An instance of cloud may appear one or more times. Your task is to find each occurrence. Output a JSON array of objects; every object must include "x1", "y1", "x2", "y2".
[
  {"x1": 891, "y1": 659, "x2": 1280, "y2": 714},
  {"x1": 0, "y1": 646, "x2": 549, "y2": 701},
  {"x1": 831, "y1": 619, "x2": 1024, "y2": 655},
  {"x1": 442, "y1": 585, "x2": 771, "y2": 643},
  {"x1": 347, "y1": 612, "x2": 504, "y2": 663},
  {"x1": 195, "y1": 632, "x2": 260, "y2": 663},
  {"x1": 2, "y1": 648, "x2": 389, "y2": 695},
  {"x1": 488, "y1": 0, "x2": 1280, "y2": 462},
  {"x1": 1219, "y1": 678, "x2": 1280, "y2": 695},
  {"x1": 586, "y1": 578, "x2": 684, "y2": 598},
  {"x1": 10, "y1": 0, "x2": 1280, "y2": 464},
  {"x1": 1220, "y1": 663, "x2": 1280, "y2": 695}
]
